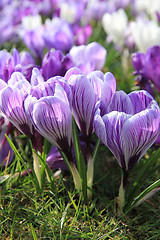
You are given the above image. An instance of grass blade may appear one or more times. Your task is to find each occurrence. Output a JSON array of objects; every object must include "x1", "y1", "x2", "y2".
[{"x1": 124, "y1": 148, "x2": 160, "y2": 211}]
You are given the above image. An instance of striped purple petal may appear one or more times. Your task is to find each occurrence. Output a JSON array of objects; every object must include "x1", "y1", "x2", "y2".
[
  {"x1": 28, "y1": 76, "x2": 72, "y2": 107},
  {"x1": 30, "y1": 68, "x2": 44, "y2": 86},
  {"x1": 121, "y1": 109, "x2": 160, "y2": 170},
  {"x1": 0, "y1": 85, "x2": 32, "y2": 135},
  {"x1": 94, "y1": 90, "x2": 160, "y2": 171},
  {"x1": 94, "y1": 111, "x2": 131, "y2": 169},
  {"x1": 128, "y1": 90, "x2": 157, "y2": 113},
  {"x1": 107, "y1": 90, "x2": 134, "y2": 114},
  {"x1": 31, "y1": 96, "x2": 72, "y2": 150},
  {"x1": 8, "y1": 72, "x2": 28, "y2": 87},
  {"x1": 68, "y1": 74, "x2": 97, "y2": 136}
]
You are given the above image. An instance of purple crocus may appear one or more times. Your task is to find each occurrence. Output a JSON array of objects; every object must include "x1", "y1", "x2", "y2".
[
  {"x1": 41, "y1": 49, "x2": 74, "y2": 81},
  {"x1": 0, "y1": 71, "x2": 43, "y2": 152},
  {"x1": 0, "y1": 48, "x2": 37, "y2": 82},
  {"x1": 132, "y1": 46, "x2": 160, "y2": 95},
  {"x1": 0, "y1": 72, "x2": 32, "y2": 136},
  {"x1": 94, "y1": 89, "x2": 160, "y2": 207},
  {"x1": 43, "y1": 17, "x2": 74, "y2": 52},
  {"x1": 74, "y1": 24, "x2": 92, "y2": 46},
  {"x1": 21, "y1": 26, "x2": 45, "y2": 61},
  {"x1": 26, "y1": 96, "x2": 72, "y2": 151},
  {"x1": 69, "y1": 42, "x2": 107, "y2": 74},
  {"x1": 65, "y1": 68, "x2": 116, "y2": 142},
  {"x1": 94, "y1": 90, "x2": 160, "y2": 172},
  {"x1": 24, "y1": 75, "x2": 72, "y2": 152}
]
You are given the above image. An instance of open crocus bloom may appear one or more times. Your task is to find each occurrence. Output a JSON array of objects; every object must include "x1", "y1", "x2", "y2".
[
  {"x1": 94, "y1": 90, "x2": 160, "y2": 171},
  {"x1": 0, "y1": 72, "x2": 33, "y2": 136},
  {"x1": 26, "y1": 96, "x2": 72, "y2": 151},
  {"x1": 24, "y1": 75, "x2": 73, "y2": 152},
  {"x1": 132, "y1": 46, "x2": 160, "y2": 94},
  {"x1": 65, "y1": 68, "x2": 116, "y2": 138}
]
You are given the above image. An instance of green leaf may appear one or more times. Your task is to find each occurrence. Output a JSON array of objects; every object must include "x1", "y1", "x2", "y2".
[
  {"x1": 32, "y1": 149, "x2": 54, "y2": 190},
  {"x1": 5, "y1": 134, "x2": 40, "y2": 193},
  {"x1": 132, "y1": 179, "x2": 160, "y2": 207},
  {"x1": 72, "y1": 118, "x2": 87, "y2": 199},
  {"x1": 30, "y1": 223, "x2": 38, "y2": 240},
  {"x1": 0, "y1": 174, "x2": 11, "y2": 183},
  {"x1": 92, "y1": 138, "x2": 100, "y2": 164},
  {"x1": 124, "y1": 148, "x2": 160, "y2": 211},
  {"x1": 72, "y1": 117, "x2": 81, "y2": 173}
]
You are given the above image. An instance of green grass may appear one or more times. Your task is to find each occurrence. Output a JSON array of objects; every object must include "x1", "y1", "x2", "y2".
[{"x1": 0, "y1": 145, "x2": 160, "y2": 240}]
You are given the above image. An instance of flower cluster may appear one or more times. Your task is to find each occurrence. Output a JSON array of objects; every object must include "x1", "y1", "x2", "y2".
[{"x1": 0, "y1": 0, "x2": 160, "y2": 212}]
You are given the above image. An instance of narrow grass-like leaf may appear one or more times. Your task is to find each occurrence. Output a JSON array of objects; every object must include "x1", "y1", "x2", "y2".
[
  {"x1": 30, "y1": 223, "x2": 38, "y2": 240},
  {"x1": 5, "y1": 134, "x2": 40, "y2": 193},
  {"x1": 72, "y1": 117, "x2": 81, "y2": 172},
  {"x1": 132, "y1": 179, "x2": 160, "y2": 207},
  {"x1": 60, "y1": 201, "x2": 71, "y2": 240},
  {"x1": 58, "y1": 149, "x2": 72, "y2": 173},
  {"x1": 72, "y1": 118, "x2": 87, "y2": 199},
  {"x1": 92, "y1": 138, "x2": 100, "y2": 164},
  {"x1": 124, "y1": 148, "x2": 160, "y2": 211},
  {"x1": 32, "y1": 149, "x2": 54, "y2": 191}
]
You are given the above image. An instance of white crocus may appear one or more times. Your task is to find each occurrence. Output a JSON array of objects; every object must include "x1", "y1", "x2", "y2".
[
  {"x1": 130, "y1": 19, "x2": 160, "y2": 53},
  {"x1": 102, "y1": 8, "x2": 128, "y2": 47},
  {"x1": 134, "y1": 0, "x2": 160, "y2": 20},
  {"x1": 59, "y1": 3, "x2": 76, "y2": 24},
  {"x1": 21, "y1": 14, "x2": 42, "y2": 30}
]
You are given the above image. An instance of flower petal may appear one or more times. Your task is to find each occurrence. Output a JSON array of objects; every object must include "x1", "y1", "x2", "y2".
[
  {"x1": 121, "y1": 109, "x2": 160, "y2": 170},
  {"x1": 108, "y1": 90, "x2": 134, "y2": 114},
  {"x1": 69, "y1": 74, "x2": 96, "y2": 136},
  {"x1": 32, "y1": 96, "x2": 72, "y2": 150}
]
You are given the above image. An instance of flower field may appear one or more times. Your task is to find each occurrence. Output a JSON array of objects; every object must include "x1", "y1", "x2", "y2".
[{"x1": 0, "y1": 1, "x2": 160, "y2": 239}]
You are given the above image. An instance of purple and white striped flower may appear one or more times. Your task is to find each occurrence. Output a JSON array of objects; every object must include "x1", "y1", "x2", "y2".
[
  {"x1": 26, "y1": 96, "x2": 72, "y2": 151},
  {"x1": 24, "y1": 74, "x2": 73, "y2": 151},
  {"x1": 66, "y1": 68, "x2": 116, "y2": 138},
  {"x1": 0, "y1": 72, "x2": 33, "y2": 136},
  {"x1": 0, "y1": 70, "x2": 45, "y2": 152},
  {"x1": 94, "y1": 90, "x2": 160, "y2": 171}
]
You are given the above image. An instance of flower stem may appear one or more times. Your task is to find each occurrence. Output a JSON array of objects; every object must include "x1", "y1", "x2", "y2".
[
  {"x1": 118, "y1": 170, "x2": 128, "y2": 211},
  {"x1": 33, "y1": 150, "x2": 41, "y2": 188},
  {"x1": 70, "y1": 162, "x2": 82, "y2": 192},
  {"x1": 87, "y1": 157, "x2": 94, "y2": 199}
]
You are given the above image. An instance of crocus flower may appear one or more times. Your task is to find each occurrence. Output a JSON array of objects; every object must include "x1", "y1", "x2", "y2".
[
  {"x1": 41, "y1": 49, "x2": 74, "y2": 81},
  {"x1": 0, "y1": 72, "x2": 32, "y2": 136},
  {"x1": 0, "y1": 71, "x2": 43, "y2": 152},
  {"x1": 65, "y1": 68, "x2": 116, "y2": 138},
  {"x1": 94, "y1": 90, "x2": 160, "y2": 172},
  {"x1": 102, "y1": 8, "x2": 128, "y2": 48},
  {"x1": 130, "y1": 19, "x2": 160, "y2": 53},
  {"x1": 94, "y1": 90, "x2": 160, "y2": 207},
  {"x1": 74, "y1": 24, "x2": 92, "y2": 46},
  {"x1": 133, "y1": 0, "x2": 160, "y2": 20},
  {"x1": 84, "y1": 0, "x2": 112, "y2": 22},
  {"x1": 46, "y1": 146, "x2": 66, "y2": 170},
  {"x1": 0, "y1": 48, "x2": 37, "y2": 82},
  {"x1": 26, "y1": 71, "x2": 72, "y2": 106},
  {"x1": 132, "y1": 46, "x2": 160, "y2": 94},
  {"x1": 26, "y1": 96, "x2": 72, "y2": 151},
  {"x1": 24, "y1": 74, "x2": 72, "y2": 152},
  {"x1": 43, "y1": 17, "x2": 74, "y2": 52},
  {"x1": 18, "y1": 14, "x2": 45, "y2": 60},
  {"x1": 58, "y1": 1, "x2": 85, "y2": 24},
  {"x1": 69, "y1": 42, "x2": 107, "y2": 74}
]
